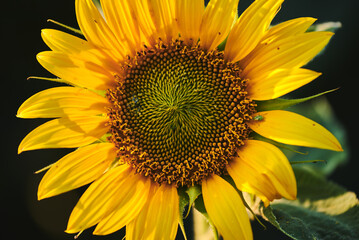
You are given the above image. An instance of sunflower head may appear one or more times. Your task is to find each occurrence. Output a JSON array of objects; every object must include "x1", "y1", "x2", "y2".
[
  {"x1": 18, "y1": 0, "x2": 342, "y2": 239},
  {"x1": 106, "y1": 39, "x2": 256, "y2": 187}
]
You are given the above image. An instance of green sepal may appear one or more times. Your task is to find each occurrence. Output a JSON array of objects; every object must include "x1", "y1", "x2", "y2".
[
  {"x1": 255, "y1": 88, "x2": 338, "y2": 112},
  {"x1": 177, "y1": 185, "x2": 202, "y2": 240},
  {"x1": 217, "y1": 36, "x2": 228, "y2": 51},
  {"x1": 261, "y1": 167, "x2": 359, "y2": 240},
  {"x1": 47, "y1": 19, "x2": 83, "y2": 36},
  {"x1": 178, "y1": 188, "x2": 189, "y2": 240},
  {"x1": 34, "y1": 163, "x2": 54, "y2": 174},
  {"x1": 27, "y1": 76, "x2": 70, "y2": 85},
  {"x1": 185, "y1": 185, "x2": 202, "y2": 217},
  {"x1": 194, "y1": 195, "x2": 220, "y2": 240}
]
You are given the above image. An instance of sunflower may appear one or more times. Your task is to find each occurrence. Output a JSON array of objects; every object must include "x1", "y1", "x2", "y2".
[{"x1": 18, "y1": 0, "x2": 343, "y2": 239}]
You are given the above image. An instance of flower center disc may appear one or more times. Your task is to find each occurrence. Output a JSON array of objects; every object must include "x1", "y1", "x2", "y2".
[{"x1": 107, "y1": 40, "x2": 256, "y2": 187}]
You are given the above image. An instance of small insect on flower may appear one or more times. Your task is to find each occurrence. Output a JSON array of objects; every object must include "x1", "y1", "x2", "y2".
[{"x1": 254, "y1": 115, "x2": 264, "y2": 121}]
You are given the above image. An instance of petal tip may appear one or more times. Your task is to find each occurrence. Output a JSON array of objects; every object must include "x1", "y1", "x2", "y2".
[
  {"x1": 16, "y1": 112, "x2": 23, "y2": 119},
  {"x1": 17, "y1": 142, "x2": 25, "y2": 154},
  {"x1": 37, "y1": 191, "x2": 46, "y2": 201},
  {"x1": 334, "y1": 144, "x2": 344, "y2": 152}
]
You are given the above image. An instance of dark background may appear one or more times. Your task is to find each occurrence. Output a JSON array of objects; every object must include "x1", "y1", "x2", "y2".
[{"x1": 3, "y1": 0, "x2": 359, "y2": 239}]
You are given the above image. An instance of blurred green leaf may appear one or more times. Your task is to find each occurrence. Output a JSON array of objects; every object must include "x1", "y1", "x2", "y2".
[
  {"x1": 307, "y1": 22, "x2": 342, "y2": 33},
  {"x1": 262, "y1": 167, "x2": 359, "y2": 240},
  {"x1": 306, "y1": 21, "x2": 341, "y2": 61}
]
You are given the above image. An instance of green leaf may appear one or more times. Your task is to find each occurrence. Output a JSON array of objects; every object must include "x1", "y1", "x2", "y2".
[
  {"x1": 255, "y1": 88, "x2": 338, "y2": 112},
  {"x1": 262, "y1": 167, "x2": 359, "y2": 240}
]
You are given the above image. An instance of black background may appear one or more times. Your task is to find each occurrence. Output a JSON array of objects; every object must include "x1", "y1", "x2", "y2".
[{"x1": 4, "y1": 0, "x2": 359, "y2": 239}]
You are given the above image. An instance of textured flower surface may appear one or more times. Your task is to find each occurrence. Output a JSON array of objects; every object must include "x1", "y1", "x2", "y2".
[{"x1": 18, "y1": 0, "x2": 343, "y2": 239}]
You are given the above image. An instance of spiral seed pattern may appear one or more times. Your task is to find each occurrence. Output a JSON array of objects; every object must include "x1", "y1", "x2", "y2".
[{"x1": 107, "y1": 40, "x2": 256, "y2": 187}]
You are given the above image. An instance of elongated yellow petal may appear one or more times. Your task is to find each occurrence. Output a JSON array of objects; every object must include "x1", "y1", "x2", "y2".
[
  {"x1": 176, "y1": 0, "x2": 204, "y2": 45},
  {"x1": 18, "y1": 116, "x2": 109, "y2": 153},
  {"x1": 128, "y1": 0, "x2": 158, "y2": 46},
  {"x1": 75, "y1": 0, "x2": 126, "y2": 60},
  {"x1": 93, "y1": 172, "x2": 151, "y2": 235},
  {"x1": 242, "y1": 31, "x2": 334, "y2": 79},
  {"x1": 249, "y1": 110, "x2": 343, "y2": 151},
  {"x1": 199, "y1": 0, "x2": 239, "y2": 51},
  {"x1": 227, "y1": 140, "x2": 297, "y2": 207},
  {"x1": 41, "y1": 28, "x2": 88, "y2": 54},
  {"x1": 149, "y1": 0, "x2": 177, "y2": 42},
  {"x1": 37, "y1": 51, "x2": 116, "y2": 90},
  {"x1": 17, "y1": 87, "x2": 109, "y2": 118},
  {"x1": 100, "y1": 0, "x2": 141, "y2": 54},
  {"x1": 41, "y1": 29, "x2": 120, "y2": 72},
  {"x1": 66, "y1": 165, "x2": 132, "y2": 233},
  {"x1": 126, "y1": 185, "x2": 157, "y2": 240},
  {"x1": 202, "y1": 175, "x2": 253, "y2": 240},
  {"x1": 38, "y1": 143, "x2": 117, "y2": 200},
  {"x1": 224, "y1": 0, "x2": 283, "y2": 62},
  {"x1": 261, "y1": 17, "x2": 317, "y2": 44},
  {"x1": 247, "y1": 68, "x2": 321, "y2": 100},
  {"x1": 126, "y1": 184, "x2": 179, "y2": 240}
]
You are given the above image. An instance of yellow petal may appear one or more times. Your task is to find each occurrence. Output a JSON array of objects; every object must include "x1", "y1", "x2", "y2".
[
  {"x1": 247, "y1": 68, "x2": 321, "y2": 100},
  {"x1": 249, "y1": 110, "x2": 343, "y2": 151},
  {"x1": 176, "y1": 0, "x2": 204, "y2": 45},
  {"x1": 93, "y1": 172, "x2": 151, "y2": 235},
  {"x1": 100, "y1": 0, "x2": 141, "y2": 54},
  {"x1": 17, "y1": 87, "x2": 109, "y2": 118},
  {"x1": 66, "y1": 165, "x2": 132, "y2": 233},
  {"x1": 261, "y1": 17, "x2": 317, "y2": 44},
  {"x1": 18, "y1": 116, "x2": 109, "y2": 153},
  {"x1": 199, "y1": 0, "x2": 239, "y2": 51},
  {"x1": 224, "y1": 0, "x2": 284, "y2": 62},
  {"x1": 149, "y1": 0, "x2": 177, "y2": 42},
  {"x1": 126, "y1": 184, "x2": 179, "y2": 240},
  {"x1": 242, "y1": 31, "x2": 334, "y2": 79},
  {"x1": 126, "y1": 186, "x2": 157, "y2": 240},
  {"x1": 38, "y1": 143, "x2": 117, "y2": 200},
  {"x1": 227, "y1": 140, "x2": 297, "y2": 207},
  {"x1": 202, "y1": 175, "x2": 253, "y2": 240},
  {"x1": 37, "y1": 51, "x2": 116, "y2": 90},
  {"x1": 75, "y1": 0, "x2": 126, "y2": 60},
  {"x1": 41, "y1": 28, "x2": 88, "y2": 54},
  {"x1": 41, "y1": 29, "x2": 120, "y2": 72},
  {"x1": 128, "y1": 0, "x2": 158, "y2": 46}
]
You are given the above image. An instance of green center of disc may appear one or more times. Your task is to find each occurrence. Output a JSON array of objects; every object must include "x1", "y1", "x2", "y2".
[{"x1": 107, "y1": 40, "x2": 256, "y2": 187}]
